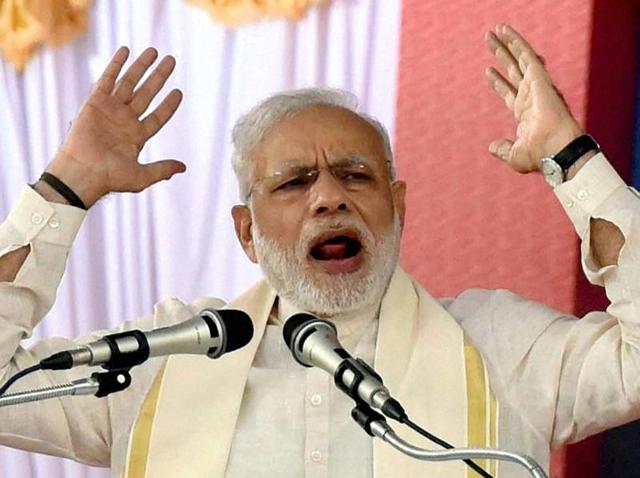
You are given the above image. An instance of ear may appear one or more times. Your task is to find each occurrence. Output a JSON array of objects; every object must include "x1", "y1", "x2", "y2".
[
  {"x1": 391, "y1": 180, "x2": 407, "y2": 228},
  {"x1": 231, "y1": 205, "x2": 258, "y2": 263}
]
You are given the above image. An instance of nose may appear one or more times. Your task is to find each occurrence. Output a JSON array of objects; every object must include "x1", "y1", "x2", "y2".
[{"x1": 309, "y1": 169, "x2": 350, "y2": 216}]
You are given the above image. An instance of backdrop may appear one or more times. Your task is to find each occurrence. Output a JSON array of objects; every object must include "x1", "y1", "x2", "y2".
[
  {"x1": 1, "y1": 0, "x2": 638, "y2": 477},
  {"x1": 395, "y1": 1, "x2": 639, "y2": 476},
  {"x1": 0, "y1": 0, "x2": 402, "y2": 476}
]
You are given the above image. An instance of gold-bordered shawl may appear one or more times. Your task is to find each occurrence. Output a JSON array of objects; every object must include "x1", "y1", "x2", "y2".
[{"x1": 123, "y1": 268, "x2": 498, "y2": 477}]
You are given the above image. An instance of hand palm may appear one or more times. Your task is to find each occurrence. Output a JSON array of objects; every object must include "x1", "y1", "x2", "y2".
[
  {"x1": 63, "y1": 91, "x2": 150, "y2": 191},
  {"x1": 486, "y1": 25, "x2": 582, "y2": 172},
  {"x1": 48, "y1": 47, "x2": 185, "y2": 206}
]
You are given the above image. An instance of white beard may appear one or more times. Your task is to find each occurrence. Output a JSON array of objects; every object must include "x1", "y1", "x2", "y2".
[{"x1": 252, "y1": 212, "x2": 402, "y2": 317}]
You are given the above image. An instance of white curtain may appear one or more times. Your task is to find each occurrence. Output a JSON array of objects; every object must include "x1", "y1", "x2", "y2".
[{"x1": 0, "y1": 0, "x2": 401, "y2": 476}]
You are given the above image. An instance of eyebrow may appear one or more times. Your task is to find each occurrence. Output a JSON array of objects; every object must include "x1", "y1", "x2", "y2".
[{"x1": 334, "y1": 155, "x2": 370, "y2": 166}]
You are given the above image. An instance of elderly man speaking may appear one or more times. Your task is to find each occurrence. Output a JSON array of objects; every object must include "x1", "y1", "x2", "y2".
[{"x1": 0, "y1": 25, "x2": 636, "y2": 478}]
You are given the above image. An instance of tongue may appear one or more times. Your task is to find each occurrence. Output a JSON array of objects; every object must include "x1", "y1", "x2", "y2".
[{"x1": 316, "y1": 242, "x2": 349, "y2": 260}]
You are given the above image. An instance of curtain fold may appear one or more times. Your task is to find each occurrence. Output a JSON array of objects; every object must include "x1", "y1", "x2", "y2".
[{"x1": 0, "y1": 0, "x2": 401, "y2": 476}]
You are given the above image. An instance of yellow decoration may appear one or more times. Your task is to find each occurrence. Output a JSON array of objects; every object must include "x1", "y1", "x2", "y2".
[
  {"x1": 0, "y1": 0, "x2": 91, "y2": 72},
  {"x1": 187, "y1": 0, "x2": 330, "y2": 26}
]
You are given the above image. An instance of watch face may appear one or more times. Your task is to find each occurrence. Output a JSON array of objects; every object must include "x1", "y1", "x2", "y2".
[{"x1": 541, "y1": 157, "x2": 563, "y2": 187}]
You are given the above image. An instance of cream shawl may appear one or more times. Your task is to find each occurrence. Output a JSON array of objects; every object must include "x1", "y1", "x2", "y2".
[{"x1": 123, "y1": 268, "x2": 498, "y2": 477}]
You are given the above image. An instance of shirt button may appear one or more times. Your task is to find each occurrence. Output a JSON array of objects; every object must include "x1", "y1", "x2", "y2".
[
  {"x1": 310, "y1": 450, "x2": 322, "y2": 463},
  {"x1": 564, "y1": 200, "x2": 574, "y2": 208},
  {"x1": 31, "y1": 213, "x2": 43, "y2": 225},
  {"x1": 310, "y1": 394, "x2": 323, "y2": 406},
  {"x1": 48, "y1": 216, "x2": 60, "y2": 228},
  {"x1": 577, "y1": 189, "x2": 590, "y2": 201}
]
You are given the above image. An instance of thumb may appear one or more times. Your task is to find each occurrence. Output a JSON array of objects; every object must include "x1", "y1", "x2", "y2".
[
  {"x1": 141, "y1": 159, "x2": 187, "y2": 188},
  {"x1": 488, "y1": 139, "x2": 513, "y2": 162}
]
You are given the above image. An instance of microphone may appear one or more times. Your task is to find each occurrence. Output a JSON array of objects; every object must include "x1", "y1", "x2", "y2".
[
  {"x1": 40, "y1": 309, "x2": 254, "y2": 371},
  {"x1": 283, "y1": 313, "x2": 406, "y2": 422}
]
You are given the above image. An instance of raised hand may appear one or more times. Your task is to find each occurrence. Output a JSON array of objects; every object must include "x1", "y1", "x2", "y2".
[
  {"x1": 485, "y1": 24, "x2": 584, "y2": 173},
  {"x1": 44, "y1": 47, "x2": 185, "y2": 208}
]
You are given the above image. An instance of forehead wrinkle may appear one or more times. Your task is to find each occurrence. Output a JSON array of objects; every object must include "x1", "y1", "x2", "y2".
[{"x1": 264, "y1": 153, "x2": 372, "y2": 177}]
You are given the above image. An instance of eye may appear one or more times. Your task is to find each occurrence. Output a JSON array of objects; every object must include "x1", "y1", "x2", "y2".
[
  {"x1": 279, "y1": 178, "x2": 306, "y2": 189},
  {"x1": 275, "y1": 173, "x2": 314, "y2": 191},
  {"x1": 340, "y1": 170, "x2": 373, "y2": 182}
]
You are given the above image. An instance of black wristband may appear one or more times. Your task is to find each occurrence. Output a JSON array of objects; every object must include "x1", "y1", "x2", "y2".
[
  {"x1": 553, "y1": 134, "x2": 600, "y2": 172},
  {"x1": 38, "y1": 172, "x2": 87, "y2": 210}
]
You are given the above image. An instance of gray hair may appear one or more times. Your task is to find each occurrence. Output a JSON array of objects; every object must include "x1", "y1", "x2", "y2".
[{"x1": 230, "y1": 87, "x2": 395, "y2": 203}]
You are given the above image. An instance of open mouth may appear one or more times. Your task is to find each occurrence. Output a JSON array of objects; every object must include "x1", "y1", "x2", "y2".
[
  {"x1": 308, "y1": 231, "x2": 364, "y2": 273},
  {"x1": 311, "y1": 235, "x2": 362, "y2": 261}
]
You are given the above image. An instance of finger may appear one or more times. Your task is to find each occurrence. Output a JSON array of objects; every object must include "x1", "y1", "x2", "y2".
[
  {"x1": 485, "y1": 31, "x2": 523, "y2": 85},
  {"x1": 517, "y1": 51, "x2": 549, "y2": 79},
  {"x1": 141, "y1": 89, "x2": 183, "y2": 139},
  {"x1": 129, "y1": 55, "x2": 176, "y2": 116},
  {"x1": 488, "y1": 139, "x2": 514, "y2": 162},
  {"x1": 94, "y1": 47, "x2": 130, "y2": 94},
  {"x1": 485, "y1": 67, "x2": 517, "y2": 110},
  {"x1": 113, "y1": 47, "x2": 159, "y2": 102},
  {"x1": 490, "y1": 139, "x2": 533, "y2": 173},
  {"x1": 496, "y1": 24, "x2": 537, "y2": 56},
  {"x1": 496, "y1": 25, "x2": 545, "y2": 73},
  {"x1": 137, "y1": 160, "x2": 187, "y2": 190}
]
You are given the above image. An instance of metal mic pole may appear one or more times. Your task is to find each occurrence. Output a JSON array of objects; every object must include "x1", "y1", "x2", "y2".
[
  {"x1": 372, "y1": 419, "x2": 547, "y2": 478},
  {"x1": 352, "y1": 404, "x2": 548, "y2": 478},
  {"x1": 0, "y1": 370, "x2": 132, "y2": 408}
]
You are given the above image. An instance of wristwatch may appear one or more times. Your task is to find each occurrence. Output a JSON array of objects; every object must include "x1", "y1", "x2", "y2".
[{"x1": 540, "y1": 134, "x2": 600, "y2": 187}]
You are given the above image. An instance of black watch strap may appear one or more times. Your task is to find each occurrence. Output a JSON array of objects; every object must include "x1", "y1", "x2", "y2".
[{"x1": 552, "y1": 134, "x2": 600, "y2": 171}]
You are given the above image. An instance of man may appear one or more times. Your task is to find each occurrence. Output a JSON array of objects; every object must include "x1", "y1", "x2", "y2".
[{"x1": 0, "y1": 24, "x2": 636, "y2": 478}]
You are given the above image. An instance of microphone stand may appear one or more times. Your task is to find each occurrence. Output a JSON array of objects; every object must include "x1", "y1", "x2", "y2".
[
  {"x1": 0, "y1": 370, "x2": 132, "y2": 408},
  {"x1": 352, "y1": 404, "x2": 548, "y2": 478}
]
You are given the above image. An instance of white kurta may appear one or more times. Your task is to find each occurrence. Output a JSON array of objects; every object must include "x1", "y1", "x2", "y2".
[{"x1": 0, "y1": 153, "x2": 639, "y2": 477}]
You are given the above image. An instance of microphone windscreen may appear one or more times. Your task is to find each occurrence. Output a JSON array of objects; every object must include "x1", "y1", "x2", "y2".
[
  {"x1": 282, "y1": 313, "x2": 318, "y2": 349},
  {"x1": 218, "y1": 309, "x2": 254, "y2": 352}
]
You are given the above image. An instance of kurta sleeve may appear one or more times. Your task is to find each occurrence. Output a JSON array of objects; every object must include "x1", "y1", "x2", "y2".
[
  {"x1": 448, "y1": 153, "x2": 640, "y2": 450},
  {"x1": 0, "y1": 186, "x2": 116, "y2": 465},
  {"x1": 550, "y1": 153, "x2": 640, "y2": 445},
  {"x1": 0, "y1": 187, "x2": 226, "y2": 468}
]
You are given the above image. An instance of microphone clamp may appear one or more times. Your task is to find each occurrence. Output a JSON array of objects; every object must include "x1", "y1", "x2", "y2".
[
  {"x1": 40, "y1": 329, "x2": 152, "y2": 371},
  {"x1": 335, "y1": 356, "x2": 407, "y2": 421}
]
